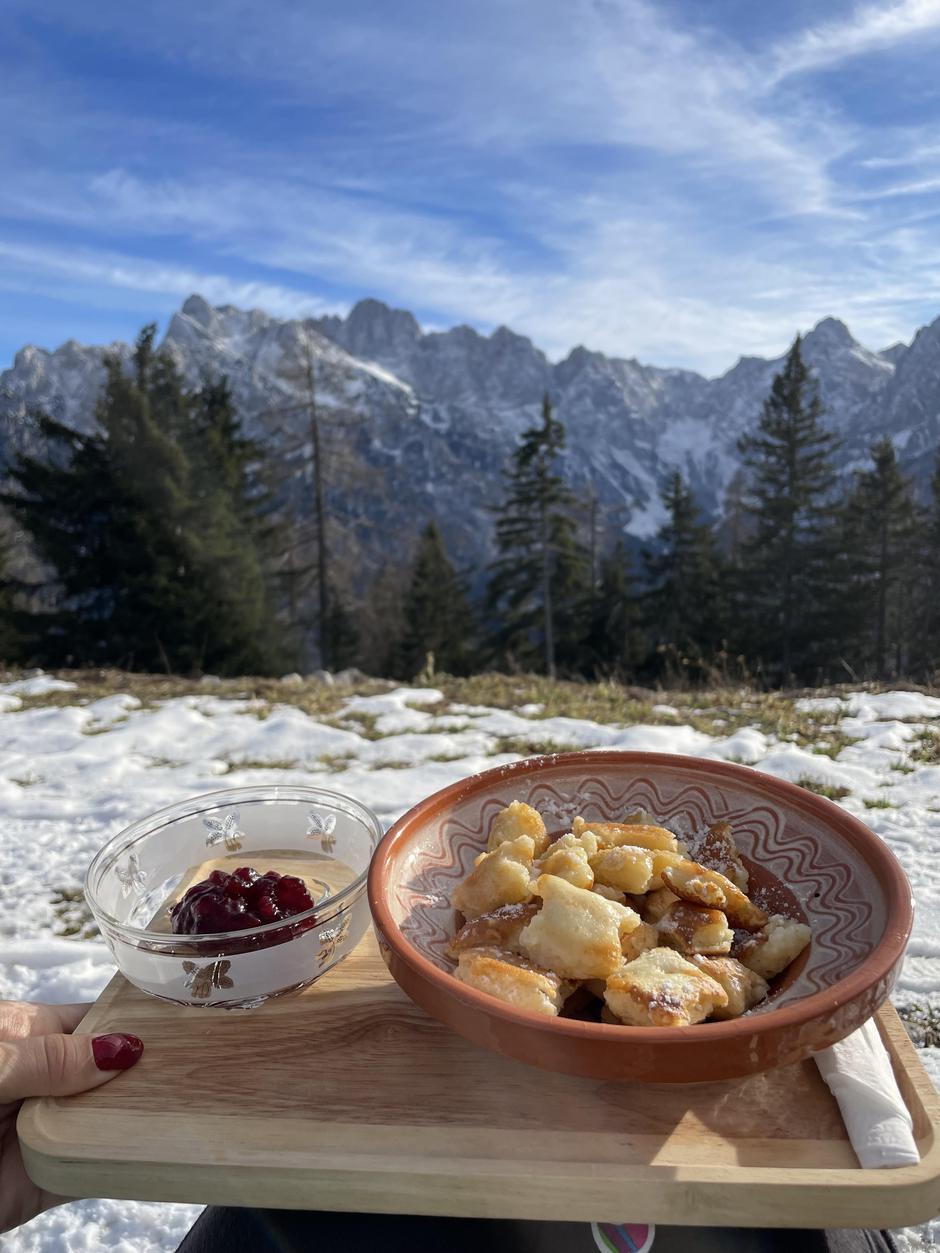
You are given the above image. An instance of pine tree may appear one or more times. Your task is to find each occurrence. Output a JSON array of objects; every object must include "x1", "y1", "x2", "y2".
[
  {"x1": 583, "y1": 540, "x2": 643, "y2": 677},
  {"x1": 394, "y1": 522, "x2": 475, "y2": 678},
  {"x1": 737, "y1": 336, "x2": 840, "y2": 681},
  {"x1": 643, "y1": 471, "x2": 723, "y2": 677},
  {"x1": 322, "y1": 581, "x2": 359, "y2": 672},
  {"x1": 4, "y1": 327, "x2": 279, "y2": 674},
  {"x1": 358, "y1": 564, "x2": 406, "y2": 678},
  {"x1": 181, "y1": 376, "x2": 280, "y2": 674},
  {"x1": 0, "y1": 524, "x2": 24, "y2": 665},
  {"x1": 487, "y1": 394, "x2": 588, "y2": 677},
  {"x1": 97, "y1": 338, "x2": 198, "y2": 668},
  {"x1": 921, "y1": 451, "x2": 940, "y2": 678},
  {"x1": 841, "y1": 438, "x2": 920, "y2": 678},
  {"x1": 4, "y1": 355, "x2": 194, "y2": 670}
]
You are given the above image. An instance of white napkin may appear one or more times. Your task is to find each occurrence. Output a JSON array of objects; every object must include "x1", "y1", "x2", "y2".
[{"x1": 815, "y1": 1016, "x2": 920, "y2": 1168}]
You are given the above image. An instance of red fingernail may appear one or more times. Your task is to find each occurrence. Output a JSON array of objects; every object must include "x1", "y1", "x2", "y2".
[{"x1": 92, "y1": 1033, "x2": 144, "y2": 1071}]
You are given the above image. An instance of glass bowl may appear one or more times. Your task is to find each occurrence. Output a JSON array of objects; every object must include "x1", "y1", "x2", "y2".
[{"x1": 85, "y1": 785, "x2": 381, "y2": 1008}]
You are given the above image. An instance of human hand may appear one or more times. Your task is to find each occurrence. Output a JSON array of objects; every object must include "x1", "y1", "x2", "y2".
[{"x1": 0, "y1": 1000, "x2": 143, "y2": 1235}]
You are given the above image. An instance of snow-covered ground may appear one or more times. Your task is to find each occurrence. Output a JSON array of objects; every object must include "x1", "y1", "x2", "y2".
[{"x1": 0, "y1": 677, "x2": 937, "y2": 1251}]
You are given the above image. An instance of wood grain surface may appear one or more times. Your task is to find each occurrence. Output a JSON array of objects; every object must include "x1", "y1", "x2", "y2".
[{"x1": 18, "y1": 931, "x2": 940, "y2": 1228}]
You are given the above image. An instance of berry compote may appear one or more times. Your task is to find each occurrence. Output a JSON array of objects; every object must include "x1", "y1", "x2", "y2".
[{"x1": 171, "y1": 866, "x2": 316, "y2": 948}]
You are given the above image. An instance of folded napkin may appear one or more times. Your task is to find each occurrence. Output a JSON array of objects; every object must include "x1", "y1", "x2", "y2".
[{"x1": 815, "y1": 1016, "x2": 920, "y2": 1168}]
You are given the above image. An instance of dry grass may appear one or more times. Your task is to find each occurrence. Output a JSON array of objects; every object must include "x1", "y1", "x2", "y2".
[
  {"x1": 3, "y1": 669, "x2": 935, "y2": 764},
  {"x1": 795, "y1": 778, "x2": 852, "y2": 801},
  {"x1": 49, "y1": 887, "x2": 98, "y2": 940},
  {"x1": 430, "y1": 673, "x2": 870, "y2": 751},
  {"x1": 909, "y1": 729, "x2": 940, "y2": 766},
  {"x1": 490, "y1": 734, "x2": 570, "y2": 757},
  {"x1": 222, "y1": 757, "x2": 305, "y2": 772},
  {"x1": 433, "y1": 673, "x2": 662, "y2": 725},
  {"x1": 316, "y1": 753, "x2": 356, "y2": 773},
  {"x1": 5, "y1": 668, "x2": 391, "y2": 718}
]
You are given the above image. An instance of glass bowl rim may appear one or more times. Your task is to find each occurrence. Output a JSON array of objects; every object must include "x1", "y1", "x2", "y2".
[{"x1": 84, "y1": 783, "x2": 383, "y2": 944}]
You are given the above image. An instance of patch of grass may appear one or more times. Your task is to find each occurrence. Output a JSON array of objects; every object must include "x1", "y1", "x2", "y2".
[
  {"x1": 433, "y1": 673, "x2": 661, "y2": 727},
  {"x1": 316, "y1": 753, "x2": 354, "y2": 773},
  {"x1": 328, "y1": 711, "x2": 386, "y2": 740},
  {"x1": 891, "y1": 761, "x2": 916, "y2": 774},
  {"x1": 81, "y1": 721, "x2": 129, "y2": 736},
  {"x1": 490, "y1": 735, "x2": 570, "y2": 757},
  {"x1": 9, "y1": 772, "x2": 43, "y2": 787},
  {"x1": 796, "y1": 778, "x2": 851, "y2": 801},
  {"x1": 372, "y1": 759, "x2": 415, "y2": 770},
  {"x1": 863, "y1": 797, "x2": 895, "y2": 809},
  {"x1": 4, "y1": 668, "x2": 391, "y2": 719},
  {"x1": 224, "y1": 757, "x2": 304, "y2": 771},
  {"x1": 909, "y1": 729, "x2": 940, "y2": 766},
  {"x1": 428, "y1": 752, "x2": 468, "y2": 763},
  {"x1": 50, "y1": 887, "x2": 99, "y2": 940},
  {"x1": 428, "y1": 674, "x2": 870, "y2": 751},
  {"x1": 898, "y1": 1003, "x2": 940, "y2": 1048}
]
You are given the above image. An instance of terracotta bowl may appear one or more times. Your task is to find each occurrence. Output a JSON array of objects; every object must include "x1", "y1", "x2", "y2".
[{"x1": 367, "y1": 751, "x2": 913, "y2": 1082}]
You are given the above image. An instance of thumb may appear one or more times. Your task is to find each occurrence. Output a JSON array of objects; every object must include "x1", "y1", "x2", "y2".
[{"x1": 0, "y1": 1031, "x2": 143, "y2": 1101}]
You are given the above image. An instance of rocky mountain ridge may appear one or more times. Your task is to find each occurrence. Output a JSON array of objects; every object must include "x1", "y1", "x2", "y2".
[{"x1": 2, "y1": 294, "x2": 938, "y2": 585}]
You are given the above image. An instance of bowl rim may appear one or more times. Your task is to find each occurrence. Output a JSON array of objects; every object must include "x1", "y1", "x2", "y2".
[
  {"x1": 367, "y1": 750, "x2": 914, "y2": 1045},
  {"x1": 85, "y1": 783, "x2": 382, "y2": 943}
]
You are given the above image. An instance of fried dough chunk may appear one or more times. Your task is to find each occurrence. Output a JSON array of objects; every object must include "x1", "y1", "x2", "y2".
[
  {"x1": 647, "y1": 848, "x2": 690, "y2": 890},
  {"x1": 690, "y1": 955, "x2": 769, "y2": 1019},
  {"x1": 519, "y1": 873, "x2": 641, "y2": 980},
  {"x1": 656, "y1": 901, "x2": 733, "y2": 956},
  {"x1": 735, "y1": 914, "x2": 811, "y2": 981},
  {"x1": 589, "y1": 845, "x2": 655, "y2": 894},
  {"x1": 454, "y1": 947, "x2": 571, "y2": 1017},
  {"x1": 487, "y1": 801, "x2": 550, "y2": 857},
  {"x1": 573, "y1": 816, "x2": 679, "y2": 852},
  {"x1": 661, "y1": 859, "x2": 767, "y2": 929},
  {"x1": 687, "y1": 821, "x2": 749, "y2": 891},
  {"x1": 621, "y1": 919, "x2": 660, "y2": 962},
  {"x1": 592, "y1": 883, "x2": 627, "y2": 905},
  {"x1": 447, "y1": 902, "x2": 541, "y2": 957},
  {"x1": 452, "y1": 835, "x2": 535, "y2": 919},
  {"x1": 604, "y1": 947, "x2": 728, "y2": 1027},
  {"x1": 536, "y1": 830, "x2": 598, "y2": 890},
  {"x1": 642, "y1": 885, "x2": 681, "y2": 923}
]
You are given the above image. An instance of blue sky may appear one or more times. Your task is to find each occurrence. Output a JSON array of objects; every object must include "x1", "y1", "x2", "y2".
[{"x1": 5, "y1": 0, "x2": 940, "y2": 375}]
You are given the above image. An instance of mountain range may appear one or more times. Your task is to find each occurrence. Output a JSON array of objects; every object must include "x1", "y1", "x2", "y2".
[{"x1": 2, "y1": 294, "x2": 939, "y2": 589}]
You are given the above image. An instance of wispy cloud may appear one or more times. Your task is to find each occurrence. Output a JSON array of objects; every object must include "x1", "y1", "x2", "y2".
[
  {"x1": 0, "y1": 241, "x2": 335, "y2": 323},
  {"x1": 3, "y1": 1, "x2": 940, "y2": 372},
  {"x1": 770, "y1": 0, "x2": 940, "y2": 81}
]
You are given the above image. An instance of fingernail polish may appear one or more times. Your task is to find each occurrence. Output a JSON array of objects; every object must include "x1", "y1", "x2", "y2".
[{"x1": 92, "y1": 1033, "x2": 144, "y2": 1071}]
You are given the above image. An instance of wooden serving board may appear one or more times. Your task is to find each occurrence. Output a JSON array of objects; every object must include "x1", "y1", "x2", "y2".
[{"x1": 18, "y1": 932, "x2": 940, "y2": 1229}]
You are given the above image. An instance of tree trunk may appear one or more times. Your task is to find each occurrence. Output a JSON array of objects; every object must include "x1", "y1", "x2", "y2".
[
  {"x1": 588, "y1": 489, "x2": 598, "y2": 606},
  {"x1": 304, "y1": 353, "x2": 330, "y2": 670},
  {"x1": 540, "y1": 502, "x2": 555, "y2": 679},
  {"x1": 876, "y1": 509, "x2": 887, "y2": 679},
  {"x1": 781, "y1": 538, "x2": 793, "y2": 680}
]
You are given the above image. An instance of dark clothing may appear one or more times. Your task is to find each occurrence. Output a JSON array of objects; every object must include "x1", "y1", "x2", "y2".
[{"x1": 176, "y1": 1207, "x2": 900, "y2": 1253}]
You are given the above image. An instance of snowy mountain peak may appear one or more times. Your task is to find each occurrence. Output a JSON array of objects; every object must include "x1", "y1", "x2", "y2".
[
  {"x1": 180, "y1": 293, "x2": 216, "y2": 328},
  {"x1": 805, "y1": 316, "x2": 855, "y2": 348},
  {"x1": 879, "y1": 342, "x2": 909, "y2": 366},
  {"x1": 802, "y1": 316, "x2": 892, "y2": 374}
]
